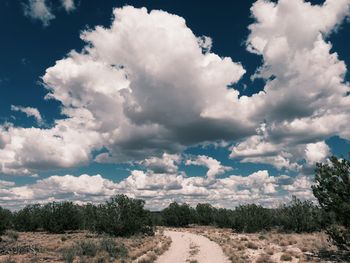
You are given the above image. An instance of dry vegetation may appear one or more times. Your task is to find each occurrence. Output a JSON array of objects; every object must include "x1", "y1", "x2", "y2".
[
  {"x1": 169, "y1": 226, "x2": 344, "y2": 263},
  {"x1": 0, "y1": 230, "x2": 171, "y2": 263}
]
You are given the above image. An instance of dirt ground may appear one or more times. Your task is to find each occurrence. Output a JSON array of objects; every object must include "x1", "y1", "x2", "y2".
[
  {"x1": 180, "y1": 226, "x2": 348, "y2": 263},
  {"x1": 0, "y1": 230, "x2": 171, "y2": 263},
  {"x1": 156, "y1": 230, "x2": 229, "y2": 263},
  {"x1": 1, "y1": 227, "x2": 349, "y2": 263}
]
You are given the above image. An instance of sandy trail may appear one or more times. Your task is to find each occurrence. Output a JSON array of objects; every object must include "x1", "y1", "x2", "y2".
[{"x1": 156, "y1": 230, "x2": 230, "y2": 263}]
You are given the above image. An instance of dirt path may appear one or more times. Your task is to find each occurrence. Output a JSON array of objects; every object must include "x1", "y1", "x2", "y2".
[{"x1": 156, "y1": 230, "x2": 230, "y2": 263}]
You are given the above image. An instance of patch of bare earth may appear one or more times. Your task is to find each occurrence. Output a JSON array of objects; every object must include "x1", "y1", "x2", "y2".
[
  {"x1": 156, "y1": 229, "x2": 230, "y2": 263},
  {"x1": 186, "y1": 226, "x2": 346, "y2": 263},
  {"x1": 0, "y1": 230, "x2": 171, "y2": 263}
]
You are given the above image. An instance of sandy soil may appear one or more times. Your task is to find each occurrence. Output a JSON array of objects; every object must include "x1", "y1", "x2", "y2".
[
  {"x1": 185, "y1": 226, "x2": 347, "y2": 263},
  {"x1": 156, "y1": 230, "x2": 230, "y2": 263}
]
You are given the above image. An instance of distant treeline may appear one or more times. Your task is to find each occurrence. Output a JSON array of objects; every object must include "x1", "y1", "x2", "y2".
[
  {"x1": 0, "y1": 195, "x2": 153, "y2": 237},
  {"x1": 152, "y1": 197, "x2": 332, "y2": 233},
  {"x1": 0, "y1": 195, "x2": 330, "y2": 236}
]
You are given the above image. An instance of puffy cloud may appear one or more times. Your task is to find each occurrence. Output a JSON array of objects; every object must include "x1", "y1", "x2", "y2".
[
  {"x1": 305, "y1": 141, "x2": 330, "y2": 164},
  {"x1": 23, "y1": 0, "x2": 76, "y2": 26},
  {"x1": 60, "y1": 0, "x2": 75, "y2": 12},
  {"x1": 0, "y1": 119, "x2": 101, "y2": 175},
  {"x1": 11, "y1": 105, "x2": 44, "y2": 125},
  {"x1": 23, "y1": 0, "x2": 55, "y2": 26},
  {"x1": 283, "y1": 175, "x2": 314, "y2": 200},
  {"x1": 229, "y1": 0, "x2": 350, "y2": 170},
  {"x1": 0, "y1": 174, "x2": 119, "y2": 209},
  {"x1": 0, "y1": 170, "x2": 300, "y2": 210},
  {"x1": 2, "y1": 6, "x2": 247, "y2": 175},
  {"x1": 4, "y1": 0, "x2": 350, "y2": 201},
  {"x1": 141, "y1": 153, "x2": 181, "y2": 174},
  {"x1": 185, "y1": 155, "x2": 232, "y2": 180}
]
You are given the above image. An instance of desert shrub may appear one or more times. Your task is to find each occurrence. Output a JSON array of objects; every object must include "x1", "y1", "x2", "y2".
[
  {"x1": 5, "y1": 230, "x2": 19, "y2": 241},
  {"x1": 277, "y1": 196, "x2": 325, "y2": 233},
  {"x1": 280, "y1": 253, "x2": 293, "y2": 261},
  {"x1": 1, "y1": 256, "x2": 16, "y2": 263},
  {"x1": 13, "y1": 204, "x2": 43, "y2": 231},
  {"x1": 41, "y1": 202, "x2": 83, "y2": 233},
  {"x1": 213, "y1": 208, "x2": 234, "y2": 228},
  {"x1": 161, "y1": 202, "x2": 195, "y2": 227},
  {"x1": 0, "y1": 206, "x2": 12, "y2": 235},
  {"x1": 81, "y1": 203, "x2": 98, "y2": 231},
  {"x1": 256, "y1": 254, "x2": 273, "y2": 263},
  {"x1": 232, "y1": 204, "x2": 273, "y2": 233},
  {"x1": 94, "y1": 195, "x2": 153, "y2": 236},
  {"x1": 60, "y1": 246, "x2": 77, "y2": 263},
  {"x1": 150, "y1": 211, "x2": 164, "y2": 226},
  {"x1": 246, "y1": 241, "x2": 259, "y2": 249},
  {"x1": 312, "y1": 156, "x2": 350, "y2": 250},
  {"x1": 99, "y1": 237, "x2": 128, "y2": 258},
  {"x1": 76, "y1": 240, "x2": 98, "y2": 257},
  {"x1": 195, "y1": 203, "x2": 215, "y2": 225}
]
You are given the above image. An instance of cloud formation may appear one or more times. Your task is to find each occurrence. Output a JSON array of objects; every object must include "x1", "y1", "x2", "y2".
[
  {"x1": 0, "y1": 168, "x2": 306, "y2": 210},
  {"x1": 1, "y1": 0, "x2": 350, "y2": 208},
  {"x1": 23, "y1": 0, "x2": 55, "y2": 26},
  {"x1": 230, "y1": 0, "x2": 350, "y2": 171},
  {"x1": 61, "y1": 0, "x2": 75, "y2": 12},
  {"x1": 186, "y1": 155, "x2": 232, "y2": 180},
  {"x1": 11, "y1": 105, "x2": 44, "y2": 125},
  {"x1": 23, "y1": 0, "x2": 76, "y2": 26}
]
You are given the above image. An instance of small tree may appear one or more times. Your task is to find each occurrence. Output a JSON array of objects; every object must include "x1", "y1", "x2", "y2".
[
  {"x1": 94, "y1": 195, "x2": 153, "y2": 236},
  {"x1": 214, "y1": 208, "x2": 234, "y2": 228},
  {"x1": 277, "y1": 196, "x2": 324, "y2": 233},
  {"x1": 161, "y1": 202, "x2": 194, "y2": 227},
  {"x1": 232, "y1": 204, "x2": 272, "y2": 233},
  {"x1": 312, "y1": 156, "x2": 350, "y2": 250},
  {"x1": 0, "y1": 206, "x2": 12, "y2": 235},
  {"x1": 196, "y1": 203, "x2": 215, "y2": 225},
  {"x1": 14, "y1": 204, "x2": 43, "y2": 231},
  {"x1": 41, "y1": 202, "x2": 83, "y2": 233}
]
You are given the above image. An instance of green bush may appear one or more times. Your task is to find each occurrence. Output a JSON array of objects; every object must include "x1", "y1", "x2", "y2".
[
  {"x1": 5, "y1": 230, "x2": 19, "y2": 241},
  {"x1": 161, "y1": 202, "x2": 195, "y2": 227},
  {"x1": 99, "y1": 237, "x2": 128, "y2": 258},
  {"x1": 213, "y1": 208, "x2": 234, "y2": 228},
  {"x1": 81, "y1": 203, "x2": 98, "y2": 231},
  {"x1": 41, "y1": 202, "x2": 83, "y2": 233},
  {"x1": 76, "y1": 240, "x2": 98, "y2": 257},
  {"x1": 196, "y1": 203, "x2": 214, "y2": 225},
  {"x1": 312, "y1": 156, "x2": 350, "y2": 250},
  {"x1": 277, "y1": 197, "x2": 325, "y2": 233},
  {"x1": 94, "y1": 195, "x2": 153, "y2": 236},
  {"x1": 60, "y1": 246, "x2": 77, "y2": 263},
  {"x1": 13, "y1": 204, "x2": 42, "y2": 231},
  {"x1": 0, "y1": 206, "x2": 12, "y2": 235},
  {"x1": 232, "y1": 204, "x2": 273, "y2": 233}
]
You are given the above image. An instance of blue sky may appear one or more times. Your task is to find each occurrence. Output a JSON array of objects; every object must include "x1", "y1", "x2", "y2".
[{"x1": 0, "y1": 0, "x2": 349, "y2": 210}]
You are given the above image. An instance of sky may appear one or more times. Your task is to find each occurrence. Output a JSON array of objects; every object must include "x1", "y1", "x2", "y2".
[{"x1": 0, "y1": 0, "x2": 350, "y2": 210}]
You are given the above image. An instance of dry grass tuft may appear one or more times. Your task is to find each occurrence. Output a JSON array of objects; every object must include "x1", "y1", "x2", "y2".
[
  {"x1": 4, "y1": 230, "x2": 19, "y2": 241},
  {"x1": 256, "y1": 253, "x2": 274, "y2": 263},
  {"x1": 280, "y1": 252, "x2": 293, "y2": 261},
  {"x1": 246, "y1": 241, "x2": 259, "y2": 250}
]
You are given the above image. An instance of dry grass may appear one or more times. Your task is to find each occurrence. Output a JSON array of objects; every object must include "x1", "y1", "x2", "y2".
[
  {"x1": 256, "y1": 253, "x2": 274, "y2": 263},
  {"x1": 246, "y1": 241, "x2": 259, "y2": 250},
  {"x1": 0, "y1": 230, "x2": 171, "y2": 263},
  {"x1": 280, "y1": 252, "x2": 293, "y2": 261}
]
